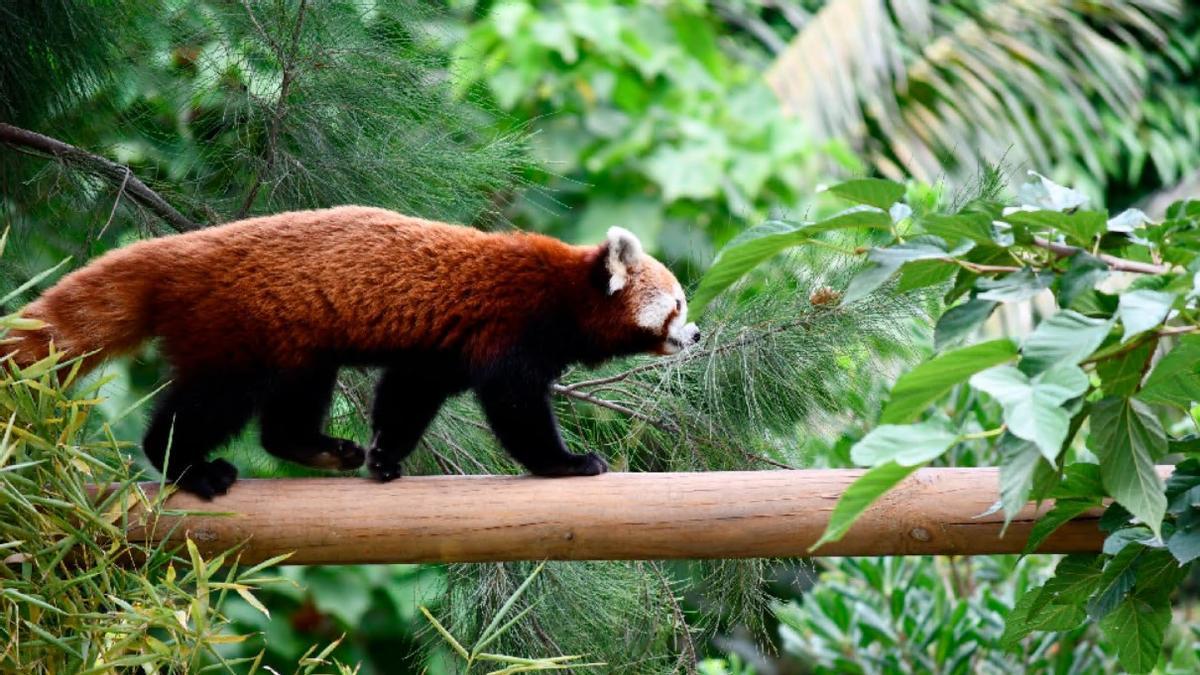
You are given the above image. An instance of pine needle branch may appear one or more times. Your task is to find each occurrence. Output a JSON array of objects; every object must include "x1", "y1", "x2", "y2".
[
  {"x1": 0, "y1": 123, "x2": 199, "y2": 233},
  {"x1": 236, "y1": 0, "x2": 310, "y2": 219}
]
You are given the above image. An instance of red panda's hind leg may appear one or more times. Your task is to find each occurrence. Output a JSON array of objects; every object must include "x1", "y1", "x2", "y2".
[
  {"x1": 258, "y1": 365, "x2": 366, "y2": 472},
  {"x1": 143, "y1": 374, "x2": 259, "y2": 499}
]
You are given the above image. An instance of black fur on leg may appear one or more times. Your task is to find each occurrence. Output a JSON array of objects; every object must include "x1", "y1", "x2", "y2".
[
  {"x1": 473, "y1": 359, "x2": 608, "y2": 477},
  {"x1": 258, "y1": 364, "x2": 366, "y2": 471},
  {"x1": 367, "y1": 358, "x2": 467, "y2": 482},
  {"x1": 143, "y1": 373, "x2": 259, "y2": 500}
]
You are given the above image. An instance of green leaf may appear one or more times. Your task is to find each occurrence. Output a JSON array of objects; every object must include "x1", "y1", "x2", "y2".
[
  {"x1": 880, "y1": 339, "x2": 1018, "y2": 424},
  {"x1": 1117, "y1": 290, "x2": 1176, "y2": 343},
  {"x1": 1167, "y1": 526, "x2": 1200, "y2": 564},
  {"x1": 1024, "y1": 498, "x2": 1096, "y2": 554},
  {"x1": 895, "y1": 258, "x2": 957, "y2": 292},
  {"x1": 1097, "y1": 339, "x2": 1157, "y2": 397},
  {"x1": 1059, "y1": 252, "x2": 1110, "y2": 308},
  {"x1": 842, "y1": 238, "x2": 964, "y2": 305},
  {"x1": 1088, "y1": 398, "x2": 1168, "y2": 539},
  {"x1": 970, "y1": 364, "x2": 1089, "y2": 462},
  {"x1": 1087, "y1": 544, "x2": 1143, "y2": 619},
  {"x1": 849, "y1": 422, "x2": 959, "y2": 466},
  {"x1": 974, "y1": 268, "x2": 1053, "y2": 303},
  {"x1": 997, "y1": 434, "x2": 1043, "y2": 527},
  {"x1": 690, "y1": 220, "x2": 806, "y2": 314},
  {"x1": 1099, "y1": 594, "x2": 1171, "y2": 673},
  {"x1": 810, "y1": 461, "x2": 917, "y2": 551},
  {"x1": 1137, "y1": 334, "x2": 1200, "y2": 409},
  {"x1": 1031, "y1": 554, "x2": 1103, "y2": 614},
  {"x1": 1000, "y1": 586, "x2": 1085, "y2": 649},
  {"x1": 808, "y1": 206, "x2": 893, "y2": 232},
  {"x1": 824, "y1": 178, "x2": 905, "y2": 210},
  {"x1": 920, "y1": 212, "x2": 996, "y2": 245},
  {"x1": 1020, "y1": 310, "x2": 1113, "y2": 375},
  {"x1": 1001, "y1": 210, "x2": 1107, "y2": 246},
  {"x1": 933, "y1": 298, "x2": 997, "y2": 351}
]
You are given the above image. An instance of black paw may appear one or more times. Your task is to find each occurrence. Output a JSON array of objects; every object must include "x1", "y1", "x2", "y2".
[
  {"x1": 533, "y1": 452, "x2": 610, "y2": 477},
  {"x1": 367, "y1": 447, "x2": 402, "y2": 482},
  {"x1": 174, "y1": 459, "x2": 239, "y2": 500}
]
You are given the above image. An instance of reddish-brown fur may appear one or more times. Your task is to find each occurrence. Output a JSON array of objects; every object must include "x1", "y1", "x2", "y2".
[
  {"x1": 11, "y1": 206, "x2": 694, "y2": 498},
  {"x1": 13, "y1": 206, "x2": 649, "y2": 375}
]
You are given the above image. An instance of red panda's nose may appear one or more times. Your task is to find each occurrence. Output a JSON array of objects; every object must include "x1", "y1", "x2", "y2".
[{"x1": 690, "y1": 329, "x2": 701, "y2": 344}]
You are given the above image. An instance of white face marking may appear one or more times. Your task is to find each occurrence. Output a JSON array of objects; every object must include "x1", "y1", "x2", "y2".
[{"x1": 662, "y1": 284, "x2": 698, "y2": 354}]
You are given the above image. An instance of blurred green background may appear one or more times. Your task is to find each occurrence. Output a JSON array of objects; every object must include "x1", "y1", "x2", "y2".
[{"x1": 3, "y1": 0, "x2": 1200, "y2": 672}]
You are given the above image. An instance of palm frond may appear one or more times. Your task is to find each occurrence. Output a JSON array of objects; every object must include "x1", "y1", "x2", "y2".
[{"x1": 766, "y1": 0, "x2": 1187, "y2": 186}]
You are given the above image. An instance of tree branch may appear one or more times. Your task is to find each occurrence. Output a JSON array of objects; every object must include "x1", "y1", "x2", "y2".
[
  {"x1": 1032, "y1": 236, "x2": 1173, "y2": 275},
  {"x1": 0, "y1": 123, "x2": 200, "y2": 232}
]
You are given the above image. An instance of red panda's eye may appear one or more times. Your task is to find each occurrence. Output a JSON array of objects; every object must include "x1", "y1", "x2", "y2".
[{"x1": 675, "y1": 299, "x2": 682, "y2": 311}]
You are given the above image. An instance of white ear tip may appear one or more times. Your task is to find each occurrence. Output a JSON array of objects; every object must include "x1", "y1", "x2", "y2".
[{"x1": 607, "y1": 226, "x2": 642, "y2": 252}]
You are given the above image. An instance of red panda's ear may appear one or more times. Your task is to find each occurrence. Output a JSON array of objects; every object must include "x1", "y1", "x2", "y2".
[{"x1": 603, "y1": 227, "x2": 642, "y2": 295}]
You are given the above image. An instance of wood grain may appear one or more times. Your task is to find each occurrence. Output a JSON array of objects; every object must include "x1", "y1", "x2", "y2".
[{"x1": 122, "y1": 467, "x2": 1152, "y2": 565}]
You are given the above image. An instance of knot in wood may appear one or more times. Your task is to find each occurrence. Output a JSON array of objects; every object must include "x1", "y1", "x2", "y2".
[{"x1": 909, "y1": 527, "x2": 932, "y2": 542}]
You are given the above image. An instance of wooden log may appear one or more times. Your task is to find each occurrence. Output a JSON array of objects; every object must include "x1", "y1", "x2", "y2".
[{"x1": 124, "y1": 468, "x2": 1135, "y2": 565}]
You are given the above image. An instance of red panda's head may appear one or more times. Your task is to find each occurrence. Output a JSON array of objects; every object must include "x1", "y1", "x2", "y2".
[{"x1": 585, "y1": 227, "x2": 700, "y2": 357}]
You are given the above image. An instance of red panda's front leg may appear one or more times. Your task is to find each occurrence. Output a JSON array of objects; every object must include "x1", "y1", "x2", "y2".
[
  {"x1": 367, "y1": 363, "x2": 467, "y2": 482},
  {"x1": 474, "y1": 372, "x2": 609, "y2": 477}
]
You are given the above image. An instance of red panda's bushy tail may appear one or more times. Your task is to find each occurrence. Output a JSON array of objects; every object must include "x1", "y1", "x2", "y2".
[{"x1": 7, "y1": 246, "x2": 159, "y2": 378}]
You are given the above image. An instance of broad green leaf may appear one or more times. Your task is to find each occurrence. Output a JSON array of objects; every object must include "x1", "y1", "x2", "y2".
[
  {"x1": 1137, "y1": 334, "x2": 1200, "y2": 409},
  {"x1": 1088, "y1": 398, "x2": 1168, "y2": 539},
  {"x1": 933, "y1": 298, "x2": 997, "y2": 351},
  {"x1": 1167, "y1": 526, "x2": 1200, "y2": 564},
  {"x1": 1024, "y1": 499, "x2": 1096, "y2": 554},
  {"x1": 849, "y1": 422, "x2": 959, "y2": 466},
  {"x1": 690, "y1": 220, "x2": 805, "y2": 313},
  {"x1": 880, "y1": 339, "x2": 1018, "y2": 424},
  {"x1": 895, "y1": 258, "x2": 957, "y2": 292},
  {"x1": 920, "y1": 212, "x2": 995, "y2": 245},
  {"x1": 1000, "y1": 587, "x2": 1084, "y2": 650},
  {"x1": 1099, "y1": 594, "x2": 1171, "y2": 673},
  {"x1": 1087, "y1": 544, "x2": 1142, "y2": 619},
  {"x1": 1104, "y1": 527, "x2": 1157, "y2": 555},
  {"x1": 1031, "y1": 554, "x2": 1103, "y2": 614},
  {"x1": 1117, "y1": 290, "x2": 1176, "y2": 343},
  {"x1": 810, "y1": 461, "x2": 917, "y2": 551},
  {"x1": 1003, "y1": 210, "x2": 1107, "y2": 246},
  {"x1": 824, "y1": 178, "x2": 905, "y2": 210},
  {"x1": 1097, "y1": 339, "x2": 1157, "y2": 397},
  {"x1": 1020, "y1": 310, "x2": 1113, "y2": 375},
  {"x1": 997, "y1": 434, "x2": 1043, "y2": 527},
  {"x1": 974, "y1": 268, "x2": 1053, "y2": 303},
  {"x1": 970, "y1": 364, "x2": 1088, "y2": 462},
  {"x1": 1059, "y1": 252, "x2": 1110, "y2": 308},
  {"x1": 842, "y1": 238, "x2": 963, "y2": 305},
  {"x1": 1132, "y1": 548, "x2": 1189, "y2": 602},
  {"x1": 808, "y1": 206, "x2": 893, "y2": 233},
  {"x1": 1108, "y1": 208, "x2": 1150, "y2": 233},
  {"x1": 1014, "y1": 172, "x2": 1089, "y2": 211}
]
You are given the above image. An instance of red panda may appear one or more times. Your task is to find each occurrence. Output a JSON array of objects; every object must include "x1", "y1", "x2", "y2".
[{"x1": 10, "y1": 206, "x2": 699, "y2": 498}]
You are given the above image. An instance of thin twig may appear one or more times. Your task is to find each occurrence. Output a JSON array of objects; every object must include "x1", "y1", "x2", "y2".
[
  {"x1": 0, "y1": 123, "x2": 199, "y2": 232},
  {"x1": 562, "y1": 313, "x2": 826, "y2": 392},
  {"x1": 1032, "y1": 236, "x2": 1173, "y2": 275},
  {"x1": 550, "y1": 384, "x2": 669, "y2": 430},
  {"x1": 97, "y1": 166, "x2": 131, "y2": 241},
  {"x1": 237, "y1": 0, "x2": 309, "y2": 218},
  {"x1": 652, "y1": 563, "x2": 697, "y2": 674}
]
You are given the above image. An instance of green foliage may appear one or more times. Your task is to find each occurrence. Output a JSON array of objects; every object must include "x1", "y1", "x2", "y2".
[
  {"x1": 762, "y1": 0, "x2": 1200, "y2": 204},
  {"x1": 699, "y1": 171, "x2": 1200, "y2": 671},
  {"x1": 0, "y1": 310, "x2": 351, "y2": 672},
  {"x1": 776, "y1": 555, "x2": 1118, "y2": 674},
  {"x1": 448, "y1": 0, "x2": 839, "y2": 271}
]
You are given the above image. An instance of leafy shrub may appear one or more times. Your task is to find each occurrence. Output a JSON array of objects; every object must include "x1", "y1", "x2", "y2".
[{"x1": 699, "y1": 171, "x2": 1200, "y2": 672}]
